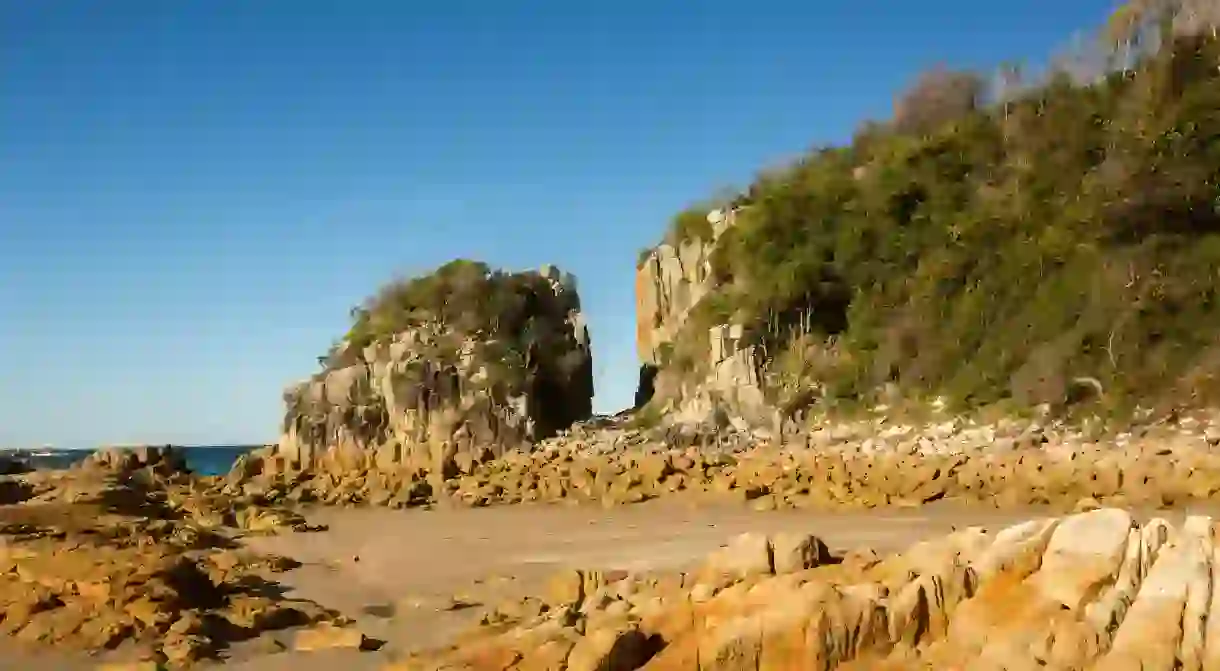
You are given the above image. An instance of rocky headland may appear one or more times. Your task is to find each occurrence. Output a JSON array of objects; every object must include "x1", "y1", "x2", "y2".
[{"x1": 274, "y1": 261, "x2": 593, "y2": 479}]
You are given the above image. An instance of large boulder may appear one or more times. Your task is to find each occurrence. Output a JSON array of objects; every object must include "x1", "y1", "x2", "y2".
[
  {"x1": 273, "y1": 261, "x2": 594, "y2": 475},
  {"x1": 79, "y1": 445, "x2": 189, "y2": 477}
]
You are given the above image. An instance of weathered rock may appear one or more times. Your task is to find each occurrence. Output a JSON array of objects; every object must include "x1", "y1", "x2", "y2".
[
  {"x1": 1032, "y1": 508, "x2": 1135, "y2": 610},
  {"x1": 702, "y1": 533, "x2": 773, "y2": 581},
  {"x1": 770, "y1": 533, "x2": 832, "y2": 574},
  {"x1": 635, "y1": 218, "x2": 730, "y2": 370},
  {"x1": 411, "y1": 509, "x2": 1220, "y2": 671},
  {"x1": 267, "y1": 263, "x2": 594, "y2": 477},
  {"x1": 566, "y1": 624, "x2": 654, "y2": 671},
  {"x1": 292, "y1": 623, "x2": 370, "y2": 652},
  {"x1": 80, "y1": 445, "x2": 188, "y2": 476},
  {"x1": 0, "y1": 465, "x2": 340, "y2": 665},
  {"x1": 632, "y1": 208, "x2": 777, "y2": 428}
]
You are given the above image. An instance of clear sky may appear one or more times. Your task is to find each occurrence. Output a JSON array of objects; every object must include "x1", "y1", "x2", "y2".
[{"x1": 1, "y1": 0, "x2": 1119, "y2": 448}]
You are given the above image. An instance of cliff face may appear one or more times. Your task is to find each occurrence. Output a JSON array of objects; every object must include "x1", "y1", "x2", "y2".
[
  {"x1": 276, "y1": 263, "x2": 593, "y2": 474},
  {"x1": 649, "y1": 323, "x2": 775, "y2": 431},
  {"x1": 634, "y1": 238, "x2": 718, "y2": 369},
  {"x1": 633, "y1": 209, "x2": 777, "y2": 430}
]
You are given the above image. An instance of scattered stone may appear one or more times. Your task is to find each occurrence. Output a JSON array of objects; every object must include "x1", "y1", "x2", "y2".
[
  {"x1": 443, "y1": 597, "x2": 480, "y2": 612},
  {"x1": 291, "y1": 624, "x2": 370, "y2": 652},
  {"x1": 245, "y1": 633, "x2": 289, "y2": 656},
  {"x1": 361, "y1": 602, "x2": 396, "y2": 618}
]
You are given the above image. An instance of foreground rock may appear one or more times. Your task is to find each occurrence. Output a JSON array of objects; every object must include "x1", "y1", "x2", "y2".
[
  {"x1": 0, "y1": 451, "x2": 368, "y2": 667},
  {"x1": 397, "y1": 508, "x2": 1220, "y2": 670}
]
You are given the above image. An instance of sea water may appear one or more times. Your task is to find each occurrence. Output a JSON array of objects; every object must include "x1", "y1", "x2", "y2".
[
  {"x1": 17, "y1": 445, "x2": 258, "y2": 476},
  {"x1": 179, "y1": 445, "x2": 259, "y2": 476}
]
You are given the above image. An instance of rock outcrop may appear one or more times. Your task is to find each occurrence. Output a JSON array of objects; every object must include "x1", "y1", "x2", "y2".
[
  {"x1": 79, "y1": 445, "x2": 189, "y2": 476},
  {"x1": 233, "y1": 408, "x2": 1220, "y2": 513},
  {"x1": 275, "y1": 262, "x2": 594, "y2": 475},
  {"x1": 398, "y1": 509, "x2": 1220, "y2": 671},
  {"x1": 634, "y1": 210, "x2": 731, "y2": 369},
  {"x1": 0, "y1": 455, "x2": 353, "y2": 666},
  {"x1": 634, "y1": 208, "x2": 772, "y2": 427},
  {"x1": 651, "y1": 324, "x2": 775, "y2": 431}
]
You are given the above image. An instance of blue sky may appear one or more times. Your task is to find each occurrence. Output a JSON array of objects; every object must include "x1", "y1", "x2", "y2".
[{"x1": 1, "y1": 0, "x2": 1119, "y2": 447}]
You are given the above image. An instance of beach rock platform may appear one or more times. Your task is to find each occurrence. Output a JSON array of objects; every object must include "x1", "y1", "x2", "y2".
[
  {"x1": 7, "y1": 441, "x2": 1220, "y2": 670},
  {"x1": 229, "y1": 411, "x2": 1220, "y2": 515},
  {"x1": 0, "y1": 449, "x2": 375, "y2": 668},
  {"x1": 397, "y1": 507, "x2": 1220, "y2": 671}
]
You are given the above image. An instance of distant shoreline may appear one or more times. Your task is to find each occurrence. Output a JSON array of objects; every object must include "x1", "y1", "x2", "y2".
[
  {"x1": 0, "y1": 444, "x2": 262, "y2": 477},
  {"x1": 0, "y1": 444, "x2": 270, "y2": 453}
]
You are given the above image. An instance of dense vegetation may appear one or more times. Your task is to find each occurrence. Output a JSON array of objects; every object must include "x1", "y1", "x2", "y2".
[
  {"x1": 659, "y1": 5, "x2": 1220, "y2": 416},
  {"x1": 321, "y1": 260, "x2": 573, "y2": 371}
]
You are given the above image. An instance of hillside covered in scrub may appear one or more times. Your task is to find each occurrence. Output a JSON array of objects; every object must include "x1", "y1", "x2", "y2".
[{"x1": 637, "y1": 1, "x2": 1220, "y2": 425}]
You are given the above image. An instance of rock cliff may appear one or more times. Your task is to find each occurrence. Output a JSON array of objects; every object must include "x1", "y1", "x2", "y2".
[
  {"x1": 275, "y1": 261, "x2": 593, "y2": 475},
  {"x1": 634, "y1": 209, "x2": 730, "y2": 369},
  {"x1": 634, "y1": 207, "x2": 777, "y2": 431}
]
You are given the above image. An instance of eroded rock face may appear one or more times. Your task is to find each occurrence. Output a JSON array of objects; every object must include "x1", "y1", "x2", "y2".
[
  {"x1": 276, "y1": 264, "x2": 594, "y2": 475},
  {"x1": 400, "y1": 510, "x2": 1220, "y2": 671},
  {"x1": 635, "y1": 232, "x2": 722, "y2": 370},
  {"x1": 634, "y1": 209, "x2": 772, "y2": 428},
  {"x1": 651, "y1": 325, "x2": 774, "y2": 431}
]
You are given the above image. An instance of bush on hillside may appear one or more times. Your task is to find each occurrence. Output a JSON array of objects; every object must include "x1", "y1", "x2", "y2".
[
  {"x1": 320, "y1": 260, "x2": 570, "y2": 370},
  {"x1": 661, "y1": 24, "x2": 1220, "y2": 414},
  {"x1": 891, "y1": 67, "x2": 986, "y2": 136}
]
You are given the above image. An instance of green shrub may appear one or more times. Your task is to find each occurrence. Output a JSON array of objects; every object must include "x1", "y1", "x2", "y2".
[
  {"x1": 324, "y1": 260, "x2": 569, "y2": 371},
  {"x1": 661, "y1": 31, "x2": 1220, "y2": 412}
]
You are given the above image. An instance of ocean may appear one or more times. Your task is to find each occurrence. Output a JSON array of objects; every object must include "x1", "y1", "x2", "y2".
[{"x1": 11, "y1": 445, "x2": 258, "y2": 477}]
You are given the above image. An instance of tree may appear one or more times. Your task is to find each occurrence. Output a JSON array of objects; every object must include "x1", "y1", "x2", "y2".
[
  {"x1": 1050, "y1": 31, "x2": 1110, "y2": 85},
  {"x1": 1173, "y1": 0, "x2": 1220, "y2": 38},
  {"x1": 891, "y1": 66, "x2": 985, "y2": 136},
  {"x1": 1104, "y1": 0, "x2": 1181, "y2": 71},
  {"x1": 991, "y1": 61, "x2": 1026, "y2": 118}
]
